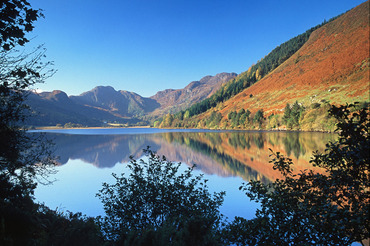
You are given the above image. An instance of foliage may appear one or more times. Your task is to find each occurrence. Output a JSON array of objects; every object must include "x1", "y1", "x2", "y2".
[
  {"x1": 267, "y1": 114, "x2": 280, "y2": 129},
  {"x1": 97, "y1": 147, "x2": 226, "y2": 245},
  {"x1": 0, "y1": 202, "x2": 106, "y2": 246},
  {"x1": 160, "y1": 113, "x2": 174, "y2": 128},
  {"x1": 282, "y1": 102, "x2": 305, "y2": 129},
  {"x1": 207, "y1": 111, "x2": 222, "y2": 128},
  {"x1": 224, "y1": 103, "x2": 370, "y2": 245},
  {"x1": 64, "y1": 122, "x2": 84, "y2": 128},
  {"x1": 225, "y1": 109, "x2": 250, "y2": 128},
  {"x1": 0, "y1": 1, "x2": 84, "y2": 244},
  {"x1": 35, "y1": 205, "x2": 106, "y2": 246},
  {"x1": 0, "y1": 0, "x2": 42, "y2": 51},
  {"x1": 253, "y1": 109, "x2": 264, "y2": 127},
  {"x1": 179, "y1": 18, "x2": 335, "y2": 119}
]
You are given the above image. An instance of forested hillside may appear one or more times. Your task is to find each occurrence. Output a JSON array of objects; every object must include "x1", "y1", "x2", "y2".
[
  {"x1": 158, "y1": 1, "x2": 369, "y2": 131},
  {"x1": 179, "y1": 18, "x2": 336, "y2": 119}
]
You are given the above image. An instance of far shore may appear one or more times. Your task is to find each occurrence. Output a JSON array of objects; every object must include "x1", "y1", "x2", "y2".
[
  {"x1": 33, "y1": 125, "x2": 152, "y2": 130},
  {"x1": 31, "y1": 125, "x2": 334, "y2": 134}
]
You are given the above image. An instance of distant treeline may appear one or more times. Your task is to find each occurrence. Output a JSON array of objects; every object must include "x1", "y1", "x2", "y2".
[{"x1": 157, "y1": 101, "x2": 369, "y2": 132}]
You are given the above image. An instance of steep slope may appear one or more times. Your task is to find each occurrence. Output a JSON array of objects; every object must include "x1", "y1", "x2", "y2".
[
  {"x1": 150, "y1": 72, "x2": 237, "y2": 116},
  {"x1": 190, "y1": 1, "x2": 369, "y2": 130}
]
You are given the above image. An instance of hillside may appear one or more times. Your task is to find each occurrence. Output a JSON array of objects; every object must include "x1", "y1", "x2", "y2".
[
  {"x1": 26, "y1": 90, "x2": 135, "y2": 126},
  {"x1": 162, "y1": 1, "x2": 369, "y2": 131},
  {"x1": 149, "y1": 72, "x2": 237, "y2": 117},
  {"x1": 26, "y1": 73, "x2": 236, "y2": 126},
  {"x1": 222, "y1": 1, "x2": 369, "y2": 114}
]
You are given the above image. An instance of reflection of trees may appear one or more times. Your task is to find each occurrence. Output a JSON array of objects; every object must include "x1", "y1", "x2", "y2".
[
  {"x1": 167, "y1": 131, "x2": 336, "y2": 182},
  {"x1": 227, "y1": 132, "x2": 267, "y2": 150},
  {"x1": 228, "y1": 133, "x2": 251, "y2": 150},
  {"x1": 181, "y1": 136, "x2": 270, "y2": 183},
  {"x1": 282, "y1": 132, "x2": 304, "y2": 159},
  {"x1": 39, "y1": 131, "x2": 336, "y2": 183},
  {"x1": 253, "y1": 133, "x2": 264, "y2": 149}
]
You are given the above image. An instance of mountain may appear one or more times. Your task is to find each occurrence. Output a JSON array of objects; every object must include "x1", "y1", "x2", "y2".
[
  {"x1": 164, "y1": 1, "x2": 369, "y2": 131},
  {"x1": 26, "y1": 90, "x2": 130, "y2": 126},
  {"x1": 26, "y1": 87, "x2": 154, "y2": 126},
  {"x1": 70, "y1": 86, "x2": 160, "y2": 117},
  {"x1": 26, "y1": 73, "x2": 236, "y2": 126},
  {"x1": 149, "y1": 72, "x2": 237, "y2": 116}
]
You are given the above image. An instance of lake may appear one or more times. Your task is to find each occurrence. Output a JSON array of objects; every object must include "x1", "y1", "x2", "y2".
[{"x1": 30, "y1": 128, "x2": 336, "y2": 222}]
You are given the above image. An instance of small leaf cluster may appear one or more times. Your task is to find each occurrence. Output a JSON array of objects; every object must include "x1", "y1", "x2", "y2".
[{"x1": 0, "y1": 0, "x2": 43, "y2": 51}]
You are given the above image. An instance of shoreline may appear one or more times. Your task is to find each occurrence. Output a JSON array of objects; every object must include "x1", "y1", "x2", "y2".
[
  {"x1": 33, "y1": 125, "x2": 152, "y2": 130},
  {"x1": 32, "y1": 125, "x2": 334, "y2": 134}
]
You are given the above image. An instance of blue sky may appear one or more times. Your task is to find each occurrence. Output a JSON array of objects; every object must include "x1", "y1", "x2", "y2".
[{"x1": 28, "y1": 0, "x2": 366, "y2": 97}]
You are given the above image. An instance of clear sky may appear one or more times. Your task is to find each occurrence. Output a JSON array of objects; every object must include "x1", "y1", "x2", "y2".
[{"x1": 27, "y1": 0, "x2": 366, "y2": 97}]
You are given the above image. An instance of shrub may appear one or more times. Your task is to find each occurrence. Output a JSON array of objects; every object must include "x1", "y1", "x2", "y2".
[{"x1": 97, "y1": 147, "x2": 226, "y2": 245}]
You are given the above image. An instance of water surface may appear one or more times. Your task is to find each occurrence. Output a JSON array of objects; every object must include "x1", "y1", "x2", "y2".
[{"x1": 32, "y1": 128, "x2": 336, "y2": 221}]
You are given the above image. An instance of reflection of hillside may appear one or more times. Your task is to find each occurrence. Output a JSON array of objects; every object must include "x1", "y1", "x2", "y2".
[
  {"x1": 156, "y1": 133, "x2": 269, "y2": 183},
  {"x1": 43, "y1": 131, "x2": 336, "y2": 182},
  {"x1": 163, "y1": 132, "x2": 336, "y2": 182}
]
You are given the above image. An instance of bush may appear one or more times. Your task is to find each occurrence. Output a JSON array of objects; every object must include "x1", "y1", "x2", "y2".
[
  {"x1": 97, "y1": 147, "x2": 226, "y2": 245},
  {"x1": 311, "y1": 102, "x2": 321, "y2": 109}
]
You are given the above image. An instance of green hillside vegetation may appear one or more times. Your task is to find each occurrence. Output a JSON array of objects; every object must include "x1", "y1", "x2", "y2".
[{"x1": 159, "y1": 98, "x2": 369, "y2": 132}]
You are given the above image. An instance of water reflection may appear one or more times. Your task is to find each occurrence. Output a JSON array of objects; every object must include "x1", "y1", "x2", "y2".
[{"x1": 46, "y1": 131, "x2": 336, "y2": 183}]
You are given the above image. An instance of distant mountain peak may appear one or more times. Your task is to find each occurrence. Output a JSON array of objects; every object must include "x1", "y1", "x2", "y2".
[{"x1": 149, "y1": 72, "x2": 237, "y2": 116}]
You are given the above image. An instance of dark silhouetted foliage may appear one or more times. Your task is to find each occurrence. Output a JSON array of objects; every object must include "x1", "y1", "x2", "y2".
[
  {"x1": 224, "y1": 103, "x2": 369, "y2": 245},
  {"x1": 97, "y1": 147, "x2": 226, "y2": 245}
]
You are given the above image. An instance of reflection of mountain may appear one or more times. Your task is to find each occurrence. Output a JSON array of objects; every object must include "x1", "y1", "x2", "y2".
[
  {"x1": 43, "y1": 131, "x2": 336, "y2": 182},
  {"x1": 49, "y1": 134, "x2": 160, "y2": 168}
]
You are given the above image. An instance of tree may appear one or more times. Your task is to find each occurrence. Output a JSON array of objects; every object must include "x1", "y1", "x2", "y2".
[
  {"x1": 283, "y1": 102, "x2": 305, "y2": 129},
  {"x1": 239, "y1": 112, "x2": 247, "y2": 126},
  {"x1": 160, "y1": 113, "x2": 174, "y2": 127},
  {"x1": 0, "y1": 0, "x2": 42, "y2": 51},
  {"x1": 97, "y1": 147, "x2": 226, "y2": 245},
  {"x1": 291, "y1": 101, "x2": 304, "y2": 126},
  {"x1": 282, "y1": 103, "x2": 291, "y2": 124},
  {"x1": 0, "y1": 1, "x2": 56, "y2": 243},
  {"x1": 253, "y1": 109, "x2": 264, "y2": 127},
  {"x1": 224, "y1": 103, "x2": 369, "y2": 245},
  {"x1": 183, "y1": 110, "x2": 190, "y2": 120},
  {"x1": 228, "y1": 111, "x2": 236, "y2": 120}
]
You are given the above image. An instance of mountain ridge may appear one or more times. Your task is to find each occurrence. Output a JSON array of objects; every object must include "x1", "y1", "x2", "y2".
[
  {"x1": 150, "y1": 72, "x2": 237, "y2": 117},
  {"x1": 26, "y1": 72, "x2": 237, "y2": 126}
]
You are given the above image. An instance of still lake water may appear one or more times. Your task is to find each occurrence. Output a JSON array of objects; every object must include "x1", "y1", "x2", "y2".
[{"x1": 31, "y1": 128, "x2": 336, "y2": 222}]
